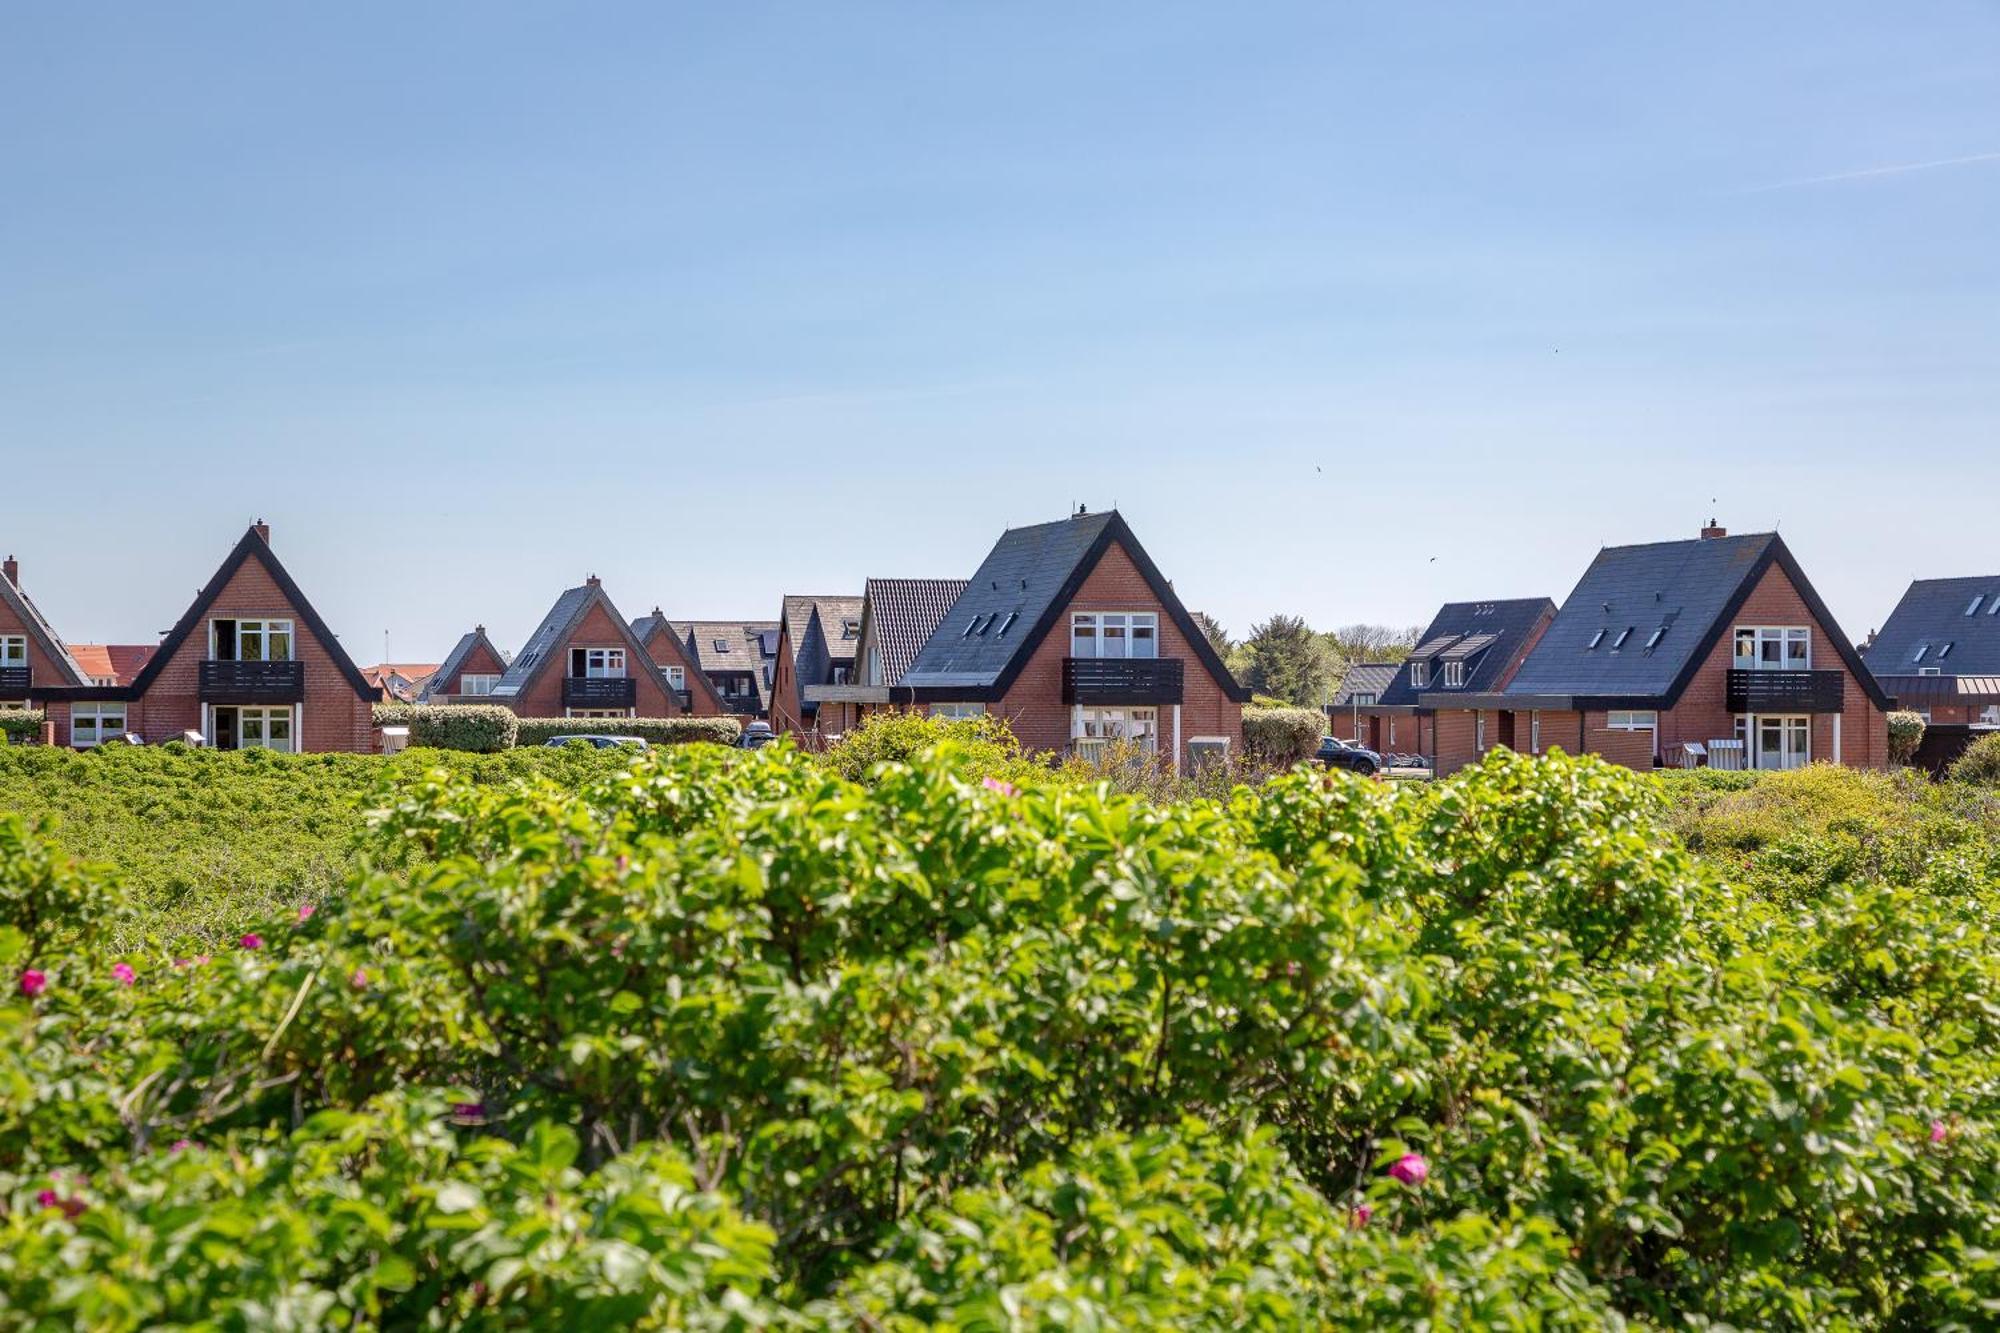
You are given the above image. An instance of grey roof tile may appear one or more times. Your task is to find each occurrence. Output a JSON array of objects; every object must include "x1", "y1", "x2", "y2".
[
  {"x1": 1864, "y1": 576, "x2": 2000, "y2": 678},
  {"x1": 1379, "y1": 598, "x2": 1555, "y2": 706}
]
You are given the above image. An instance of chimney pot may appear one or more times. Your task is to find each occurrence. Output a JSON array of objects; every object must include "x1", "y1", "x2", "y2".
[
  {"x1": 585, "y1": 574, "x2": 601, "y2": 587},
  {"x1": 475, "y1": 623, "x2": 485, "y2": 634},
  {"x1": 2, "y1": 555, "x2": 16, "y2": 587},
  {"x1": 1700, "y1": 518, "x2": 1727, "y2": 540}
]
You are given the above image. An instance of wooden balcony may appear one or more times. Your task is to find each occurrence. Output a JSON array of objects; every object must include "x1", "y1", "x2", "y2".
[
  {"x1": 1725, "y1": 668, "x2": 1845, "y2": 714},
  {"x1": 1063, "y1": 656, "x2": 1185, "y2": 706},
  {"x1": 561, "y1": 676, "x2": 637, "y2": 709},
  {"x1": 199, "y1": 659, "x2": 305, "y2": 704},
  {"x1": 0, "y1": 666, "x2": 29, "y2": 696}
]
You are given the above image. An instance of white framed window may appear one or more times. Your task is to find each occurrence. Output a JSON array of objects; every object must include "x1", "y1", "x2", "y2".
[
  {"x1": 930, "y1": 702, "x2": 986, "y2": 720},
  {"x1": 665, "y1": 666, "x2": 686, "y2": 689},
  {"x1": 236, "y1": 706, "x2": 294, "y2": 753},
  {"x1": 1070, "y1": 613, "x2": 1158, "y2": 660},
  {"x1": 564, "y1": 708, "x2": 634, "y2": 719},
  {"x1": 211, "y1": 618, "x2": 294, "y2": 661},
  {"x1": 0, "y1": 636, "x2": 25, "y2": 668},
  {"x1": 0, "y1": 700, "x2": 28, "y2": 712},
  {"x1": 1442, "y1": 660, "x2": 1466, "y2": 688},
  {"x1": 1073, "y1": 706, "x2": 1159, "y2": 757},
  {"x1": 1739, "y1": 714, "x2": 1810, "y2": 771},
  {"x1": 569, "y1": 647, "x2": 626, "y2": 678},
  {"x1": 72, "y1": 703, "x2": 128, "y2": 748},
  {"x1": 459, "y1": 673, "x2": 499, "y2": 696},
  {"x1": 1919, "y1": 667, "x2": 1942, "y2": 677},
  {"x1": 1475, "y1": 710, "x2": 1487, "y2": 751},
  {"x1": 1734, "y1": 626, "x2": 1810, "y2": 671},
  {"x1": 1409, "y1": 660, "x2": 1429, "y2": 689},
  {"x1": 1350, "y1": 693, "x2": 1376, "y2": 707},
  {"x1": 1606, "y1": 710, "x2": 1659, "y2": 731},
  {"x1": 1529, "y1": 711, "x2": 1541, "y2": 753},
  {"x1": 1979, "y1": 704, "x2": 2000, "y2": 725}
]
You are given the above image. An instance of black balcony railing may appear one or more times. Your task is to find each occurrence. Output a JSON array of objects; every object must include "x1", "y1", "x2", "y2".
[
  {"x1": 1725, "y1": 668, "x2": 1845, "y2": 714},
  {"x1": 0, "y1": 666, "x2": 29, "y2": 696},
  {"x1": 561, "y1": 676, "x2": 637, "y2": 709},
  {"x1": 1063, "y1": 656, "x2": 1185, "y2": 706},
  {"x1": 199, "y1": 659, "x2": 305, "y2": 704},
  {"x1": 719, "y1": 693, "x2": 761, "y2": 714}
]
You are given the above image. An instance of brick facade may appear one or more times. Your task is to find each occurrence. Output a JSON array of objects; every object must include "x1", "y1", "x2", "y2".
[
  {"x1": 434, "y1": 638, "x2": 507, "y2": 697},
  {"x1": 635, "y1": 623, "x2": 721, "y2": 717},
  {"x1": 511, "y1": 602, "x2": 684, "y2": 717}
]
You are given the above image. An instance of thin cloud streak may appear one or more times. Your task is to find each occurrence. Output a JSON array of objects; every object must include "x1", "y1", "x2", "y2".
[{"x1": 1739, "y1": 150, "x2": 2000, "y2": 193}]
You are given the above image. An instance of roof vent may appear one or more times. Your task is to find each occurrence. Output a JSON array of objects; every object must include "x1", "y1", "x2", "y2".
[{"x1": 1700, "y1": 519, "x2": 1727, "y2": 540}]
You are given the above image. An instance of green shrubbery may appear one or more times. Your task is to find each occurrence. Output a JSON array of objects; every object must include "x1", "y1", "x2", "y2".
[
  {"x1": 513, "y1": 715, "x2": 741, "y2": 748},
  {"x1": 1240, "y1": 705, "x2": 1323, "y2": 764},
  {"x1": 1950, "y1": 731, "x2": 2000, "y2": 785},
  {"x1": 0, "y1": 711, "x2": 43, "y2": 744},
  {"x1": 1887, "y1": 709, "x2": 1926, "y2": 765},
  {"x1": 372, "y1": 704, "x2": 740, "y2": 752},
  {"x1": 2, "y1": 746, "x2": 1994, "y2": 1327}
]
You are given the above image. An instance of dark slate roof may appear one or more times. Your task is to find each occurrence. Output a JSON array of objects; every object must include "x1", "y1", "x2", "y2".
[
  {"x1": 1873, "y1": 674, "x2": 2000, "y2": 706},
  {"x1": 0, "y1": 566, "x2": 92, "y2": 687},
  {"x1": 420, "y1": 626, "x2": 502, "y2": 703},
  {"x1": 1863, "y1": 576, "x2": 2000, "y2": 678},
  {"x1": 674, "y1": 620, "x2": 780, "y2": 712},
  {"x1": 1377, "y1": 598, "x2": 1555, "y2": 706},
  {"x1": 899, "y1": 510, "x2": 1250, "y2": 702},
  {"x1": 494, "y1": 583, "x2": 679, "y2": 707},
  {"x1": 783, "y1": 595, "x2": 863, "y2": 667},
  {"x1": 1332, "y1": 662, "x2": 1399, "y2": 706},
  {"x1": 863, "y1": 578, "x2": 969, "y2": 686},
  {"x1": 1502, "y1": 532, "x2": 1890, "y2": 708}
]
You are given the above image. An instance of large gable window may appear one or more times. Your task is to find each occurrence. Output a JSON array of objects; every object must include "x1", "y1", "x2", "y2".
[
  {"x1": 1734, "y1": 626, "x2": 1809, "y2": 671},
  {"x1": 569, "y1": 647, "x2": 625, "y2": 678},
  {"x1": 211, "y1": 619, "x2": 293, "y2": 661},
  {"x1": 1071, "y1": 613, "x2": 1157, "y2": 660},
  {"x1": 0, "y1": 636, "x2": 24, "y2": 668},
  {"x1": 460, "y1": 673, "x2": 499, "y2": 696}
]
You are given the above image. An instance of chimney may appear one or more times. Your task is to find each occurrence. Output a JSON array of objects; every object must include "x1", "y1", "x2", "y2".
[
  {"x1": 475, "y1": 623, "x2": 486, "y2": 634},
  {"x1": 2, "y1": 555, "x2": 15, "y2": 588},
  {"x1": 1700, "y1": 518, "x2": 1727, "y2": 540},
  {"x1": 251, "y1": 519, "x2": 271, "y2": 543},
  {"x1": 585, "y1": 574, "x2": 600, "y2": 588}
]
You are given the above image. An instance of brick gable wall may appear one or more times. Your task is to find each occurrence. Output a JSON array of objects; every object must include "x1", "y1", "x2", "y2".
[
  {"x1": 0, "y1": 597, "x2": 78, "y2": 695},
  {"x1": 508, "y1": 603, "x2": 680, "y2": 717},
  {"x1": 439, "y1": 640, "x2": 507, "y2": 696}
]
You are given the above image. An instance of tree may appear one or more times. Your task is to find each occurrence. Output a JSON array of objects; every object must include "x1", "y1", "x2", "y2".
[
  {"x1": 1329, "y1": 623, "x2": 1424, "y2": 663},
  {"x1": 1241, "y1": 615, "x2": 1340, "y2": 707},
  {"x1": 1189, "y1": 611, "x2": 1233, "y2": 658}
]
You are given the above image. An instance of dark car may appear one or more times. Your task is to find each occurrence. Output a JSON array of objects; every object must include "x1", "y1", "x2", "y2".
[
  {"x1": 540, "y1": 734, "x2": 651, "y2": 751},
  {"x1": 1315, "y1": 735, "x2": 1380, "y2": 776},
  {"x1": 737, "y1": 722, "x2": 779, "y2": 750}
]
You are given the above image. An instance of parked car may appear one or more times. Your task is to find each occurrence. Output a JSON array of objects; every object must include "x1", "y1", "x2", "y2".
[
  {"x1": 541, "y1": 734, "x2": 651, "y2": 751},
  {"x1": 738, "y1": 722, "x2": 779, "y2": 750},
  {"x1": 1315, "y1": 735, "x2": 1380, "y2": 776}
]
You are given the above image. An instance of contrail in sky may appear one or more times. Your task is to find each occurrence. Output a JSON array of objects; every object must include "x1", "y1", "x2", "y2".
[{"x1": 1741, "y1": 150, "x2": 2000, "y2": 192}]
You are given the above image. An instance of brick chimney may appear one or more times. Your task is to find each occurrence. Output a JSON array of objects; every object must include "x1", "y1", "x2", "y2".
[
  {"x1": 1700, "y1": 518, "x2": 1727, "y2": 540},
  {"x1": 475, "y1": 623, "x2": 486, "y2": 634},
  {"x1": 585, "y1": 574, "x2": 600, "y2": 587},
  {"x1": 2, "y1": 555, "x2": 15, "y2": 588},
  {"x1": 251, "y1": 519, "x2": 271, "y2": 543}
]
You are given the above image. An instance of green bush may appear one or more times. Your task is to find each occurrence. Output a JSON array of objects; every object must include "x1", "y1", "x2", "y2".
[
  {"x1": 818, "y1": 710, "x2": 1045, "y2": 787},
  {"x1": 1950, "y1": 731, "x2": 2000, "y2": 785},
  {"x1": 1240, "y1": 706, "x2": 1322, "y2": 764},
  {"x1": 409, "y1": 704, "x2": 519, "y2": 752},
  {"x1": 513, "y1": 715, "x2": 741, "y2": 748},
  {"x1": 0, "y1": 711, "x2": 45, "y2": 743},
  {"x1": 1887, "y1": 710, "x2": 1926, "y2": 766}
]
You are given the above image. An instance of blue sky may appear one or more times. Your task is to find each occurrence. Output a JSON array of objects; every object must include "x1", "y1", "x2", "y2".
[{"x1": 3, "y1": 3, "x2": 1996, "y2": 662}]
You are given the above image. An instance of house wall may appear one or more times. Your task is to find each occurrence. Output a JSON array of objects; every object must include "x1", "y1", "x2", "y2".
[
  {"x1": 988, "y1": 541, "x2": 1244, "y2": 762},
  {"x1": 509, "y1": 603, "x2": 680, "y2": 717},
  {"x1": 0, "y1": 594, "x2": 81, "y2": 696},
  {"x1": 438, "y1": 640, "x2": 507, "y2": 697},
  {"x1": 769, "y1": 627, "x2": 807, "y2": 734},
  {"x1": 134, "y1": 557, "x2": 374, "y2": 752},
  {"x1": 638, "y1": 628, "x2": 722, "y2": 717}
]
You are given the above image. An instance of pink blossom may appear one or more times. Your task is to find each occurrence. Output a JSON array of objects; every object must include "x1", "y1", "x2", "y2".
[
  {"x1": 982, "y1": 776, "x2": 1018, "y2": 797},
  {"x1": 171, "y1": 1139, "x2": 193, "y2": 1153},
  {"x1": 18, "y1": 969, "x2": 46, "y2": 998},
  {"x1": 239, "y1": 934, "x2": 263, "y2": 951},
  {"x1": 112, "y1": 963, "x2": 136, "y2": 987},
  {"x1": 1388, "y1": 1153, "x2": 1429, "y2": 1185},
  {"x1": 296, "y1": 904, "x2": 315, "y2": 923},
  {"x1": 35, "y1": 1189, "x2": 58, "y2": 1208},
  {"x1": 350, "y1": 967, "x2": 369, "y2": 990},
  {"x1": 1351, "y1": 1204, "x2": 1373, "y2": 1228},
  {"x1": 1931, "y1": 1119, "x2": 1949, "y2": 1145},
  {"x1": 452, "y1": 1101, "x2": 487, "y2": 1121}
]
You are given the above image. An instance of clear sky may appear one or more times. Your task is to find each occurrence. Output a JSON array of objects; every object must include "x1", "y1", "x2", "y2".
[{"x1": 3, "y1": 3, "x2": 1996, "y2": 663}]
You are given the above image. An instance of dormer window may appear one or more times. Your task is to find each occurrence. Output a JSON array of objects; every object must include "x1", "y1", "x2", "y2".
[
  {"x1": 713, "y1": 639, "x2": 731, "y2": 653},
  {"x1": 1409, "y1": 659, "x2": 1429, "y2": 689},
  {"x1": 1442, "y1": 660, "x2": 1466, "y2": 688}
]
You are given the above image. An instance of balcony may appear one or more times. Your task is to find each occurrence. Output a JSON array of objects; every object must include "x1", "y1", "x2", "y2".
[
  {"x1": 1725, "y1": 668, "x2": 1845, "y2": 713},
  {"x1": 561, "y1": 676, "x2": 637, "y2": 709},
  {"x1": 0, "y1": 666, "x2": 29, "y2": 696},
  {"x1": 1063, "y1": 656, "x2": 1185, "y2": 706},
  {"x1": 199, "y1": 659, "x2": 305, "y2": 704}
]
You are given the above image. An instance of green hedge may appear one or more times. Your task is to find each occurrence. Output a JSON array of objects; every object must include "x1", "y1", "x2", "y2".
[
  {"x1": 1950, "y1": 731, "x2": 2000, "y2": 785},
  {"x1": 0, "y1": 710, "x2": 45, "y2": 743},
  {"x1": 1886, "y1": 710, "x2": 1926, "y2": 766},
  {"x1": 1241, "y1": 706, "x2": 1323, "y2": 764},
  {"x1": 514, "y1": 716, "x2": 741, "y2": 748}
]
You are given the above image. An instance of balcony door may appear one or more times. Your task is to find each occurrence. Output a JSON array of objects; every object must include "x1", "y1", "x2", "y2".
[{"x1": 1742, "y1": 715, "x2": 1809, "y2": 770}]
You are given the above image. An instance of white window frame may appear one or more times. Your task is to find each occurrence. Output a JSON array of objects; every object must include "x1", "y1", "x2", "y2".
[
  {"x1": 459, "y1": 673, "x2": 500, "y2": 696},
  {"x1": 1606, "y1": 710, "x2": 1659, "y2": 731},
  {"x1": 665, "y1": 665, "x2": 686, "y2": 689},
  {"x1": 930, "y1": 702, "x2": 986, "y2": 720},
  {"x1": 71, "y1": 703, "x2": 128, "y2": 748},
  {"x1": 1070, "y1": 612, "x2": 1159, "y2": 661},
  {"x1": 1739, "y1": 713, "x2": 1811, "y2": 771},
  {"x1": 1529, "y1": 710, "x2": 1541, "y2": 754},
  {"x1": 0, "y1": 636, "x2": 25, "y2": 668},
  {"x1": 1442, "y1": 660, "x2": 1466, "y2": 689},
  {"x1": 1073, "y1": 706, "x2": 1160, "y2": 757},
  {"x1": 574, "y1": 647, "x2": 626, "y2": 679},
  {"x1": 1409, "y1": 660, "x2": 1429, "y2": 689},
  {"x1": 1734, "y1": 626, "x2": 1810, "y2": 671},
  {"x1": 235, "y1": 705, "x2": 295, "y2": 753},
  {"x1": 564, "y1": 707, "x2": 635, "y2": 719},
  {"x1": 1475, "y1": 710, "x2": 1487, "y2": 751},
  {"x1": 210, "y1": 618, "x2": 294, "y2": 661}
]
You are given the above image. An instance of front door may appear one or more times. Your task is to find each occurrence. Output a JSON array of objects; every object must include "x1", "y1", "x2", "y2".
[{"x1": 212, "y1": 707, "x2": 238, "y2": 750}]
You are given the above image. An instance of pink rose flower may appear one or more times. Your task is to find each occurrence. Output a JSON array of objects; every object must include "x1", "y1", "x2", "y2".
[
  {"x1": 239, "y1": 934, "x2": 263, "y2": 951},
  {"x1": 171, "y1": 1139, "x2": 193, "y2": 1153},
  {"x1": 1351, "y1": 1203, "x2": 1372, "y2": 1228},
  {"x1": 18, "y1": 969, "x2": 46, "y2": 998},
  {"x1": 35, "y1": 1189, "x2": 59, "y2": 1208},
  {"x1": 112, "y1": 963, "x2": 136, "y2": 987},
  {"x1": 982, "y1": 776, "x2": 1018, "y2": 797},
  {"x1": 1388, "y1": 1153, "x2": 1429, "y2": 1185},
  {"x1": 297, "y1": 904, "x2": 315, "y2": 923},
  {"x1": 350, "y1": 967, "x2": 369, "y2": 990},
  {"x1": 1931, "y1": 1119, "x2": 1948, "y2": 1145}
]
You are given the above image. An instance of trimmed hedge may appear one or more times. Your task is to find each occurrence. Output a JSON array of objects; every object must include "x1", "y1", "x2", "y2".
[
  {"x1": 1950, "y1": 731, "x2": 2000, "y2": 785},
  {"x1": 1241, "y1": 706, "x2": 1323, "y2": 764},
  {"x1": 515, "y1": 716, "x2": 742, "y2": 748},
  {"x1": 1886, "y1": 710, "x2": 1926, "y2": 766},
  {"x1": 0, "y1": 710, "x2": 45, "y2": 743},
  {"x1": 372, "y1": 704, "x2": 518, "y2": 753}
]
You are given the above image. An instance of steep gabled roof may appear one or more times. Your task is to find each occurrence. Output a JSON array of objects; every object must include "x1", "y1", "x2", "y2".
[
  {"x1": 1379, "y1": 598, "x2": 1554, "y2": 706},
  {"x1": 68, "y1": 645, "x2": 157, "y2": 687},
  {"x1": 118, "y1": 526, "x2": 376, "y2": 703},
  {"x1": 782, "y1": 595, "x2": 863, "y2": 666},
  {"x1": 673, "y1": 620, "x2": 781, "y2": 712},
  {"x1": 898, "y1": 510, "x2": 1251, "y2": 702},
  {"x1": 628, "y1": 611, "x2": 730, "y2": 712},
  {"x1": 862, "y1": 578, "x2": 968, "y2": 687},
  {"x1": 419, "y1": 626, "x2": 506, "y2": 703},
  {"x1": 1332, "y1": 661, "x2": 1400, "y2": 706},
  {"x1": 1864, "y1": 576, "x2": 2000, "y2": 678},
  {"x1": 1500, "y1": 532, "x2": 1891, "y2": 709},
  {"x1": 493, "y1": 582, "x2": 681, "y2": 709},
  {"x1": 0, "y1": 565, "x2": 93, "y2": 688}
]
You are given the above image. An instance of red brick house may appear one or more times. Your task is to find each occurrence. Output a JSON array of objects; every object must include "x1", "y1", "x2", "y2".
[
  {"x1": 417, "y1": 626, "x2": 509, "y2": 703},
  {"x1": 627, "y1": 611, "x2": 729, "y2": 717},
  {"x1": 893, "y1": 510, "x2": 1249, "y2": 768},
  {"x1": 1, "y1": 554, "x2": 96, "y2": 709},
  {"x1": 1335, "y1": 598, "x2": 1556, "y2": 760},
  {"x1": 801, "y1": 577, "x2": 967, "y2": 739},
  {"x1": 489, "y1": 579, "x2": 691, "y2": 718},
  {"x1": 670, "y1": 620, "x2": 780, "y2": 721},
  {"x1": 769, "y1": 594, "x2": 863, "y2": 736},
  {"x1": 1424, "y1": 524, "x2": 1892, "y2": 776},
  {"x1": 21, "y1": 523, "x2": 378, "y2": 751}
]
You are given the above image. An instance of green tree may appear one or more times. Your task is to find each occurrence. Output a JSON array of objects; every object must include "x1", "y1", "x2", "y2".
[{"x1": 1242, "y1": 614, "x2": 1340, "y2": 706}]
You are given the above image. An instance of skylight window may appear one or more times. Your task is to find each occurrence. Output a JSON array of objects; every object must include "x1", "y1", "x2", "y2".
[
  {"x1": 713, "y1": 639, "x2": 731, "y2": 653},
  {"x1": 1611, "y1": 627, "x2": 1632, "y2": 650},
  {"x1": 963, "y1": 615, "x2": 989, "y2": 638},
  {"x1": 1939, "y1": 642, "x2": 1954, "y2": 659},
  {"x1": 1968, "y1": 596, "x2": 1985, "y2": 616},
  {"x1": 1586, "y1": 630, "x2": 1606, "y2": 650},
  {"x1": 1645, "y1": 626, "x2": 1666, "y2": 650},
  {"x1": 1913, "y1": 644, "x2": 1929, "y2": 663},
  {"x1": 1991, "y1": 596, "x2": 2000, "y2": 616},
  {"x1": 996, "y1": 611, "x2": 1018, "y2": 636}
]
